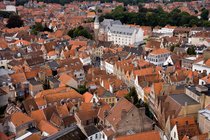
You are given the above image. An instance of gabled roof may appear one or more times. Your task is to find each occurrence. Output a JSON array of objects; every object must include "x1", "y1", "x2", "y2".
[
  {"x1": 84, "y1": 125, "x2": 100, "y2": 137},
  {"x1": 56, "y1": 104, "x2": 69, "y2": 117},
  {"x1": 150, "y1": 48, "x2": 171, "y2": 55},
  {"x1": 31, "y1": 109, "x2": 47, "y2": 123},
  {"x1": 82, "y1": 92, "x2": 93, "y2": 103},
  {"x1": 11, "y1": 112, "x2": 34, "y2": 128},
  {"x1": 38, "y1": 120, "x2": 58, "y2": 136},
  {"x1": 171, "y1": 116, "x2": 199, "y2": 140},
  {"x1": 10, "y1": 72, "x2": 27, "y2": 84},
  {"x1": 23, "y1": 98, "x2": 39, "y2": 114},
  {"x1": 44, "y1": 89, "x2": 83, "y2": 104},
  {"x1": 98, "y1": 104, "x2": 111, "y2": 121},
  {"x1": 106, "y1": 98, "x2": 134, "y2": 128},
  {"x1": 116, "y1": 131, "x2": 161, "y2": 140}
]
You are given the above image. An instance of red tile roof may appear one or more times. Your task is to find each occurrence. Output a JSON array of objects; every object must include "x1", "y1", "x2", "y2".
[
  {"x1": 82, "y1": 92, "x2": 93, "y2": 103},
  {"x1": 31, "y1": 110, "x2": 47, "y2": 123},
  {"x1": 106, "y1": 98, "x2": 134, "y2": 128},
  {"x1": 11, "y1": 112, "x2": 34, "y2": 127},
  {"x1": 38, "y1": 120, "x2": 58, "y2": 135},
  {"x1": 116, "y1": 131, "x2": 161, "y2": 140}
]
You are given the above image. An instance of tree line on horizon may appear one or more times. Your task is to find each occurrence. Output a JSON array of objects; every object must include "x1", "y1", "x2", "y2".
[
  {"x1": 15, "y1": 0, "x2": 194, "y2": 6},
  {"x1": 99, "y1": 6, "x2": 210, "y2": 27}
]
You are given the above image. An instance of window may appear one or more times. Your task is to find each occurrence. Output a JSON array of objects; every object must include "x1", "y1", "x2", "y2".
[
  {"x1": 90, "y1": 136, "x2": 92, "y2": 140},
  {"x1": 186, "y1": 121, "x2": 188, "y2": 125},
  {"x1": 174, "y1": 132, "x2": 176, "y2": 138},
  {"x1": 95, "y1": 134, "x2": 98, "y2": 138}
]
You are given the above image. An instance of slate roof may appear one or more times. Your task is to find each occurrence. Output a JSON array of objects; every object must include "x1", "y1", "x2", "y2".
[
  {"x1": 170, "y1": 93, "x2": 199, "y2": 105},
  {"x1": 28, "y1": 78, "x2": 42, "y2": 85},
  {"x1": 123, "y1": 46, "x2": 144, "y2": 56},
  {"x1": 47, "y1": 60, "x2": 59, "y2": 70},
  {"x1": 46, "y1": 125, "x2": 87, "y2": 140},
  {"x1": 84, "y1": 125, "x2": 100, "y2": 137},
  {"x1": 101, "y1": 19, "x2": 122, "y2": 27},
  {"x1": 108, "y1": 24, "x2": 136, "y2": 35}
]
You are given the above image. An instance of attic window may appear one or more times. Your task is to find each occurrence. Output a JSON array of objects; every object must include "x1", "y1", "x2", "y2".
[{"x1": 186, "y1": 121, "x2": 188, "y2": 125}]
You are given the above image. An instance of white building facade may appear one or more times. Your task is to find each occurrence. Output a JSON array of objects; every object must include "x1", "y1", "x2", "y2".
[
  {"x1": 107, "y1": 24, "x2": 144, "y2": 46},
  {"x1": 147, "y1": 48, "x2": 171, "y2": 66},
  {"x1": 192, "y1": 60, "x2": 210, "y2": 74}
]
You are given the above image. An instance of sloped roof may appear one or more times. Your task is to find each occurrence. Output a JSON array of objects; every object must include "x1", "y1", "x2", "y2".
[
  {"x1": 116, "y1": 131, "x2": 161, "y2": 140},
  {"x1": 106, "y1": 98, "x2": 134, "y2": 128},
  {"x1": 11, "y1": 112, "x2": 34, "y2": 127}
]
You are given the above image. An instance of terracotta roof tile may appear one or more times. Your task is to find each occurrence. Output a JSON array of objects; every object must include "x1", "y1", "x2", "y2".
[
  {"x1": 153, "y1": 82, "x2": 163, "y2": 95},
  {"x1": 98, "y1": 104, "x2": 111, "y2": 120},
  {"x1": 116, "y1": 131, "x2": 161, "y2": 140},
  {"x1": 56, "y1": 104, "x2": 69, "y2": 117},
  {"x1": 38, "y1": 120, "x2": 58, "y2": 135},
  {"x1": 35, "y1": 97, "x2": 47, "y2": 107},
  {"x1": 115, "y1": 89, "x2": 128, "y2": 98},
  {"x1": 45, "y1": 89, "x2": 83, "y2": 104},
  {"x1": 171, "y1": 116, "x2": 200, "y2": 140},
  {"x1": 106, "y1": 98, "x2": 134, "y2": 128},
  {"x1": 31, "y1": 110, "x2": 47, "y2": 123},
  {"x1": 11, "y1": 112, "x2": 34, "y2": 127},
  {"x1": 35, "y1": 87, "x2": 69, "y2": 98},
  {"x1": 150, "y1": 48, "x2": 171, "y2": 55},
  {"x1": 82, "y1": 92, "x2": 93, "y2": 103},
  {"x1": 10, "y1": 72, "x2": 27, "y2": 84}
]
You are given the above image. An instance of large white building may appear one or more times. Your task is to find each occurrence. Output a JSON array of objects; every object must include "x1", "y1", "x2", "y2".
[
  {"x1": 107, "y1": 24, "x2": 144, "y2": 46},
  {"x1": 192, "y1": 60, "x2": 210, "y2": 74},
  {"x1": 147, "y1": 48, "x2": 171, "y2": 66},
  {"x1": 153, "y1": 26, "x2": 176, "y2": 37},
  {"x1": 94, "y1": 18, "x2": 144, "y2": 46}
]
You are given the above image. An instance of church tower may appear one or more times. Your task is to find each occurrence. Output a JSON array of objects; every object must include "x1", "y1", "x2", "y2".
[{"x1": 94, "y1": 16, "x2": 100, "y2": 43}]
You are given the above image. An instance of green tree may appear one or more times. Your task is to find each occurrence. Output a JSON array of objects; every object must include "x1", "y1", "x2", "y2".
[
  {"x1": 73, "y1": 85, "x2": 88, "y2": 95},
  {"x1": 201, "y1": 9, "x2": 209, "y2": 20},
  {"x1": 170, "y1": 45, "x2": 179, "y2": 52},
  {"x1": 124, "y1": 87, "x2": 138, "y2": 105},
  {"x1": 6, "y1": 15, "x2": 24, "y2": 28},
  {"x1": 187, "y1": 47, "x2": 196, "y2": 55},
  {"x1": 101, "y1": 6, "x2": 210, "y2": 27},
  {"x1": 31, "y1": 23, "x2": 52, "y2": 35},
  {"x1": 67, "y1": 26, "x2": 93, "y2": 39},
  {"x1": 31, "y1": 23, "x2": 44, "y2": 35},
  {"x1": 97, "y1": 9, "x2": 102, "y2": 13}
]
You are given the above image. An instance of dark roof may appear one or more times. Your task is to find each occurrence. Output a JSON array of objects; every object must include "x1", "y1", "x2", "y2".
[
  {"x1": 8, "y1": 59, "x2": 25, "y2": 67},
  {"x1": 100, "y1": 90, "x2": 115, "y2": 98},
  {"x1": 170, "y1": 93, "x2": 199, "y2": 106},
  {"x1": 123, "y1": 46, "x2": 144, "y2": 56},
  {"x1": 28, "y1": 78, "x2": 42, "y2": 85},
  {"x1": 26, "y1": 57, "x2": 44, "y2": 66},
  {"x1": 97, "y1": 41, "x2": 112, "y2": 48},
  {"x1": 186, "y1": 84, "x2": 210, "y2": 96},
  {"x1": 0, "y1": 49, "x2": 13, "y2": 60},
  {"x1": 23, "y1": 98, "x2": 39, "y2": 114},
  {"x1": 84, "y1": 125, "x2": 100, "y2": 137},
  {"x1": 63, "y1": 115, "x2": 76, "y2": 127},
  {"x1": 43, "y1": 106, "x2": 58, "y2": 120},
  {"x1": 47, "y1": 61, "x2": 59, "y2": 70},
  {"x1": 48, "y1": 77, "x2": 60, "y2": 83},
  {"x1": 45, "y1": 125, "x2": 87, "y2": 140}
]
